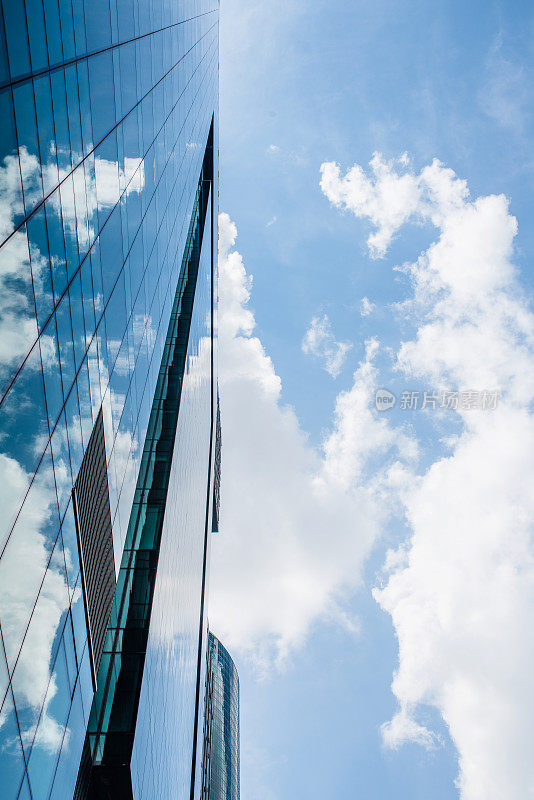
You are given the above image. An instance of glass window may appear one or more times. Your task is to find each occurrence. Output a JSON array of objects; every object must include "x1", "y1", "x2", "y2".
[
  {"x1": 59, "y1": 174, "x2": 80, "y2": 281},
  {"x1": 60, "y1": 498, "x2": 80, "y2": 596},
  {"x1": 25, "y1": 0, "x2": 48, "y2": 72},
  {"x1": 76, "y1": 357, "x2": 94, "y2": 449},
  {"x1": 55, "y1": 297, "x2": 76, "y2": 401},
  {"x1": 45, "y1": 195, "x2": 68, "y2": 303},
  {"x1": 0, "y1": 3, "x2": 9, "y2": 85},
  {"x1": 76, "y1": 61, "x2": 92, "y2": 152},
  {"x1": 0, "y1": 223, "x2": 38, "y2": 399},
  {"x1": 69, "y1": 582, "x2": 88, "y2": 669},
  {"x1": 48, "y1": 678, "x2": 85, "y2": 800},
  {"x1": 50, "y1": 70, "x2": 71, "y2": 173},
  {"x1": 1, "y1": 0, "x2": 30, "y2": 79},
  {"x1": 50, "y1": 407, "x2": 72, "y2": 519},
  {"x1": 24, "y1": 636, "x2": 70, "y2": 800},
  {"x1": 65, "y1": 65, "x2": 82, "y2": 160},
  {"x1": 86, "y1": 335, "x2": 101, "y2": 416},
  {"x1": 0, "y1": 442, "x2": 60, "y2": 670},
  {"x1": 40, "y1": 313, "x2": 64, "y2": 431},
  {"x1": 13, "y1": 81, "x2": 43, "y2": 216},
  {"x1": 84, "y1": 0, "x2": 112, "y2": 52},
  {"x1": 64, "y1": 382, "x2": 83, "y2": 480},
  {"x1": 72, "y1": 162, "x2": 90, "y2": 259},
  {"x1": 77, "y1": 640, "x2": 94, "y2": 725},
  {"x1": 43, "y1": 0, "x2": 63, "y2": 66},
  {"x1": 0, "y1": 87, "x2": 24, "y2": 245},
  {"x1": 27, "y1": 207, "x2": 54, "y2": 332},
  {"x1": 87, "y1": 51, "x2": 116, "y2": 145},
  {"x1": 80, "y1": 254, "x2": 96, "y2": 342},
  {"x1": 0, "y1": 345, "x2": 49, "y2": 552},
  {"x1": 68, "y1": 272, "x2": 86, "y2": 372},
  {"x1": 0, "y1": 685, "x2": 26, "y2": 799},
  {"x1": 34, "y1": 74, "x2": 59, "y2": 196},
  {"x1": 71, "y1": 0, "x2": 86, "y2": 57},
  {"x1": 58, "y1": 0, "x2": 75, "y2": 61}
]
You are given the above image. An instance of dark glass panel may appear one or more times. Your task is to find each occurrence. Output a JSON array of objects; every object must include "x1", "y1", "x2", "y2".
[
  {"x1": 76, "y1": 60, "x2": 92, "y2": 151},
  {"x1": 84, "y1": 0, "x2": 112, "y2": 51},
  {"x1": 33, "y1": 74, "x2": 59, "y2": 196},
  {"x1": 25, "y1": 0, "x2": 48, "y2": 72},
  {"x1": 87, "y1": 51, "x2": 115, "y2": 145},
  {"x1": 58, "y1": 0, "x2": 75, "y2": 61},
  {"x1": 43, "y1": 0, "x2": 63, "y2": 66},
  {"x1": 71, "y1": 0, "x2": 87, "y2": 57},
  {"x1": 1, "y1": 0, "x2": 30, "y2": 79},
  {"x1": 0, "y1": 1, "x2": 9, "y2": 85}
]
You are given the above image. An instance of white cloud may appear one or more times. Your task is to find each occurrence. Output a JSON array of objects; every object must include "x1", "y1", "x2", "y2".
[
  {"x1": 322, "y1": 154, "x2": 534, "y2": 799},
  {"x1": 360, "y1": 296, "x2": 375, "y2": 317},
  {"x1": 209, "y1": 213, "x2": 413, "y2": 668},
  {"x1": 320, "y1": 152, "x2": 468, "y2": 258},
  {"x1": 302, "y1": 314, "x2": 353, "y2": 378}
]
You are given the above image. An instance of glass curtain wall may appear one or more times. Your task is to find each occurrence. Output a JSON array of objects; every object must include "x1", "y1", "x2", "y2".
[
  {"x1": 206, "y1": 633, "x2": 240, "y2": 800},
  {"x1": 0, "y1": 0, "x2": 218, "y2": 797}
]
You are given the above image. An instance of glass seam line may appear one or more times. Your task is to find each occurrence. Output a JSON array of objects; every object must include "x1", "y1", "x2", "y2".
[
  {"x1": 0, "y1": 8, "x2": 218, "y2": 92},
  {"x1": 0, "y1": 25, "x2": 217, "y2": 411}
]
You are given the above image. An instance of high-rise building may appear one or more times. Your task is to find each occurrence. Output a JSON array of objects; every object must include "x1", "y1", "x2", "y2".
[
  {"x1": 0, "y1": 0, "x2": 219, "y2": 798},
  {"x1": 202, "y1": 633, "x2": 240, "y2": 800}
]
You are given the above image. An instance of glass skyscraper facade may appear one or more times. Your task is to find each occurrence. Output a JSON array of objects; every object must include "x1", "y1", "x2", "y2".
[
  {"x1": 203, "y1": 633, "x2": 240, "y2": 800},
  {"x1": 0, "y1": 0, "x2": 219, "y2": 796}
]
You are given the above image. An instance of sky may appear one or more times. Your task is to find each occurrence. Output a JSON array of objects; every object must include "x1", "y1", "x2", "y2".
[{"x1": 208, "y1": 2, "x2": 534, "y2": 798}]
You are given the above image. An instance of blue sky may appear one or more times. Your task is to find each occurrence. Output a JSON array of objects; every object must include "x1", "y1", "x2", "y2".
[{"x1": 209, "y1": 2, "x2": 534, "y2": 798}]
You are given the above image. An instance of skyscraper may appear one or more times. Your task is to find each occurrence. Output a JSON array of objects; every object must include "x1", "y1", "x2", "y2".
[
  {"x1": 0, "y1": 0, "x2": 219, "y2": 797},
  {"x1": 202, "y1": 633, "x2": 240, "y2": 800}
]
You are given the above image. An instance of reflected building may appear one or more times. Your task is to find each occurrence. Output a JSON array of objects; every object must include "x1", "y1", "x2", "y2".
[
  {"x1": 0, "y1": 0, "x2": 219, "y2": 798},
  {"x1": 202, "y1": 633, "x2": 240, "y2": 800}
]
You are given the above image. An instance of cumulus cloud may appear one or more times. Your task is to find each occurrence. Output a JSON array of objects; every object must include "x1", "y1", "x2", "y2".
[
  {"x1": 302, "y1": 314, "x2": 353, "y2": 378},
  {"x1": 208, "y1": 213, "x2": 413, "y2": 667},
  {"x1": 320, "y1": 152, "x2": 468, "y2": 257},
  {"x1": 322, "y1": 154, "x2": 534, "y2": 799}
]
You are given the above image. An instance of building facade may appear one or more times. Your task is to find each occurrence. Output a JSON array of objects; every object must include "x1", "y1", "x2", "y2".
[
  {"x1": 203, "y1": 633, "x2": 240, "y2": 800},
  {"x1": 0, "y1": 0, "x2": 219, "y2": 797}
]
